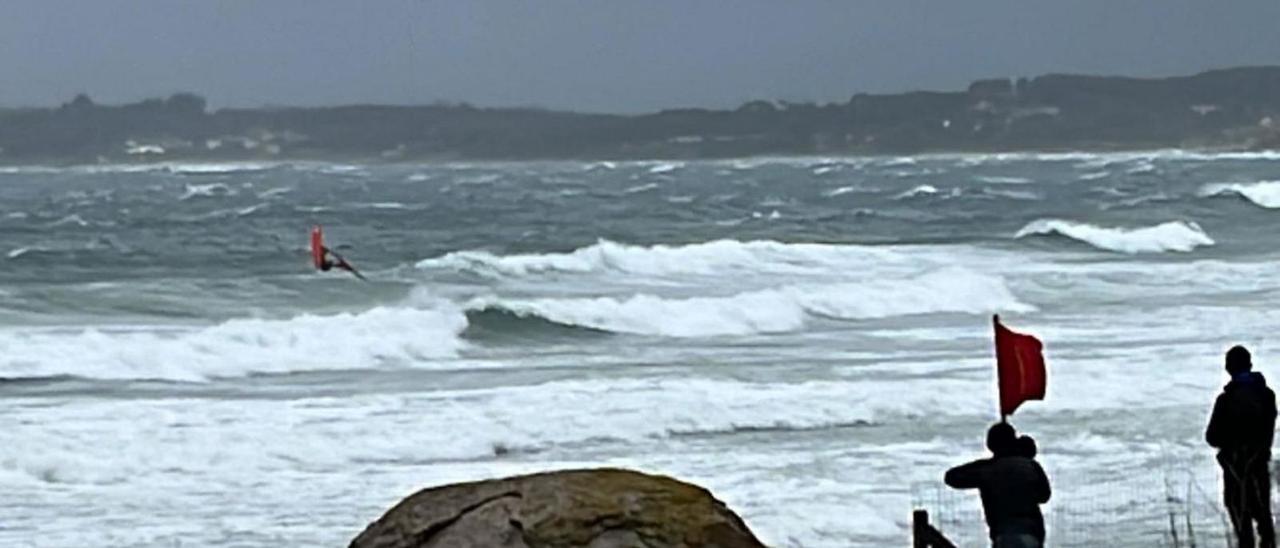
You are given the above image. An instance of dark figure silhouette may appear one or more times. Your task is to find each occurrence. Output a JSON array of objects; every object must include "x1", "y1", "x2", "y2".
[
  {"x1": 945, "y1": 423, "x2": 1051, "y2": 548},
  {"x1": 1015, "y1": 435, "x2": 1037, "y2": 459},
  {"x1": 1207, "y1": 345, "x2": 1277, "y2": 548}
]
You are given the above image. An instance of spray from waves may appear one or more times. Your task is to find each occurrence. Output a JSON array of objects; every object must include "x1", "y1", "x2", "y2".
[
  {"x1": 465, "y1": 267, "x2": 1031, "y2": 337},
  {"x1": 1015, "y1": 219, "x2": 1214, "y2": 254},
  {"x1": 1199, "y1": 181, "x2": 1280, "y2": 209},
  {"x1": 417, "y1": 239, "x2": 920, "y2": 278},
  {"x1": 0, "y1": 304, "x2": 468, "y2": 382}
]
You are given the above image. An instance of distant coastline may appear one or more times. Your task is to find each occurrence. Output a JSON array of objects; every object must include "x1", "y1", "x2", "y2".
[{"x1": 2, "y1": 66, "x2": 1279, "y2": 164}]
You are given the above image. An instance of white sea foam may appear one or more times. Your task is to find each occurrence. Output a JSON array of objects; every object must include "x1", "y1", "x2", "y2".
[
  {"x1": 880, "y1": 157, "x2": 917, "y2": 167},
  {"x1": 6, "y1": 247, "x2": 32, "y2": 259},
  {"x1": 314, "y1": 164, "x2": 366, "y2": 175},
  {"x1": 256, "y1": 187, "x2": 293, "y2": 199},
  {"x1": 0, "y1": 304, "x2": 468, "y2": 382},
  {"x1": 975, "y1": 175, "x2": 1032, "y2": 184},
  {"x1": 179, "y1": 183, "x2": 236, "y2": 201},
  {"x1": 47, "y1": 214, "x2": 89, "y2": 228},
  {"x1": 235, "y1": 203, "x2": 270, "y2": 217},
  {"x1": 980, "y1": 188, "x2": 1040, "y2": 201},
  {"x1": 1125, "y1": 161, "x2": 1158, "y2": 175},
  {"x1": 894, "y1": 185, "x2": 939, "y2": 199},
  {"x1": 1078, "y1": 171, "x2": 1110, "y2": 181},
  {"x1": 823, "y1": 186, "x2": 857, "y2": 197},
  {"x1": 456, "y1": 173, "x2": 501, "y2": 185},
  {"x1": 1199, "y1": 181, "x2": 1280, "y2": 208},
  {"x1": 360, "y1": 202, "x2": 413, "y2": 210},
  {"x1": 418, "y1": 239, "x2": 953, "y2": 279},
  {"x1": 0, "y1": 373, "x2": 986, "y2": 489},
  {"x1": 648, "y1": 162, "x2": 683, "y2": 174},
  {"x1": 1015, "y1": 219, "x2": 1214, "y2": 254},
  {"x1": 0, "y1": 166, "x2": 63, "y2": 174},
  {"x1": 167, "y1": 163, "x2": 277, "y2": 175},
  {"x1": 468, "y1": 267, "x2": 1029, "y2": 337},
  {"x1": 812, "y1": 165, "x2": 839, "y2": 176},
  {"x1": 624, "y1": 183, "x2": 659, "y2": 194}
]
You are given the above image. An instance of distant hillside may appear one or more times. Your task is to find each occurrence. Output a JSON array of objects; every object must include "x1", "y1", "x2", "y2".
[{"x1": 2, "y1": 66, "x2": 1279, "y2": 163}]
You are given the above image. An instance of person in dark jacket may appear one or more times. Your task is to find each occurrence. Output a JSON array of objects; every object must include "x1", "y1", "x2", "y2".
[
  {"x1": 1207, "y1": 345, "x2": 1277, "y2": 548},
  {"x1": 945, "y1": 423, "x2": 1052, "y2": 548}
]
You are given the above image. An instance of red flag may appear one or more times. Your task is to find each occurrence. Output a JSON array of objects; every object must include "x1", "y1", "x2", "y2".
[{"x1": 994, "y1": 315, "x2": 1046, "y2": 417}]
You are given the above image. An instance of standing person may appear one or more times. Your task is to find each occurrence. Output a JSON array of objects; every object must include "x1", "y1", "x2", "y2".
[
  {"x1": 1207, "y1": 345, "x2": 1277, "y2": 548},
  {"x1": 945, "y1": 423, "x2": 1051, "y2": 548}
]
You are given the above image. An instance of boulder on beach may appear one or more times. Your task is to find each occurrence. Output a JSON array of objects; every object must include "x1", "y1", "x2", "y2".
[{"x1": 349, "y1": 468, "x2": 766, "y2": 548}]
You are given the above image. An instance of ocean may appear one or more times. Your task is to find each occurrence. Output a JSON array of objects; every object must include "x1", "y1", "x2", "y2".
[{"x1": 3, "y1": 152, "x2": 1280, "y2": 546}]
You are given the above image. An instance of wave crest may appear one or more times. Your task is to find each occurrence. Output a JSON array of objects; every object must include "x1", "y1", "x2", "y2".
[
  {"x1": 416, "y1": 239, "x2": 911, "y2": 278},
  {"x1": 1199, "y1": 181, "x2": 1280, "y2": 209},
  {"x1": 465, "y1": 267, "x2": 1031, "y2": 337},
  {"x1": 0, "y1": 305, "x2": 468, "y2": 382},
  {"x1": 1015, "y1": 219, "x2": 1214, "y2": 254}
]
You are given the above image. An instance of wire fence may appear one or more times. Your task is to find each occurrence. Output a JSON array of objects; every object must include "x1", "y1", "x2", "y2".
[{"x1": 911, "y1": 455, "x2": 1249, "y2": 547}]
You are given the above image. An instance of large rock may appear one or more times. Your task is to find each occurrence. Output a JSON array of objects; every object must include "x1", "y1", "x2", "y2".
[{"x1": 349, "y1": 468, "x2": 766, "y2": 548}]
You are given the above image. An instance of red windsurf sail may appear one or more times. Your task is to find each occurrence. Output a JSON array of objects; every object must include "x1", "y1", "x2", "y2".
[{"x1": 310, "y1": 226, "x2": 324, "y2": 269}]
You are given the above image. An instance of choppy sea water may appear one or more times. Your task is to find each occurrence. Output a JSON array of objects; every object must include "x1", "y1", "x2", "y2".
[{"x1": 3, "y1": 152, "x2": 1280, "y2": 546}]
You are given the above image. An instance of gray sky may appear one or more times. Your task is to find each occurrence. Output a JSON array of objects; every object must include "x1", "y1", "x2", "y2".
[{"x1": 3, "y1": 1, "x2": 1279, "y2": 112}]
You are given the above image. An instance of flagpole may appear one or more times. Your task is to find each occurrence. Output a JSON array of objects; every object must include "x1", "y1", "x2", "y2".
[{"x1": 993, "y1": 314, "x2": 1002, "y2": 422}]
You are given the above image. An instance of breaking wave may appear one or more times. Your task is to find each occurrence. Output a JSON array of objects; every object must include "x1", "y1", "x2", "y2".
[
  {"x1": 975, "y1": 175, "x2": 1032, "y2": 184},
  {"x1": 417, "y1": 239, "x2": 918, "y2": 278},
  {"x1": 464, "y1": 267, "x2": 1031, "y2": 337},
  {"x1": 1199, "y1": 181, "x2": 1280, "y2": 209},
  {"x1": 1015, "y1": 219, "x2": 1214, "y2": 254},
  {"x1": 0, "y1": 305, "x2": 468, "y2": 382},
  {"x1": 647, "y1": 162, "x2": 683, "y2": 174},
  {"x1": 179, "y1": 183, "x2": 237, "y2": 201},
  {"x1": 894, "y1": 185, "x2": 939, "y2": 199},
  {"x1": 823, "y1": 186, "x2": 857, "y2": 197},
  {"x1": 46, "y1": 214, "x2": 91, "y2": 228}
]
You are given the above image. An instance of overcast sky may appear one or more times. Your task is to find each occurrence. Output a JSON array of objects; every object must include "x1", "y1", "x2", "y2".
[{"x1": 3, "y1": 1, "x2": 1279, "y2": 112}]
